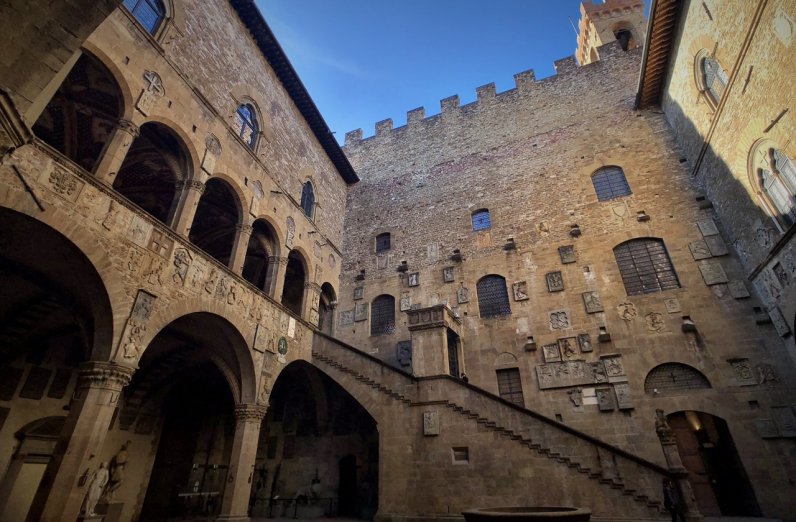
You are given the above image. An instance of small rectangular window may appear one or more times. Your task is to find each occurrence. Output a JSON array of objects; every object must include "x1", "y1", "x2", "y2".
[
  {"x1": 496, "y1": 368, "x2": 524, "y2": 406},
  {"x1": 452, "y1": 447, "x2": 469, "y2": 463},
  {"x1": 471, "y1": 209, "x2": 491, "y2": 231},
  {"x1": 375, "y1": 233, "x2": 391, "y2": 252}
]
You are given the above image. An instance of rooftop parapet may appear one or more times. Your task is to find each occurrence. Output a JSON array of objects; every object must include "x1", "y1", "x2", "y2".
[{"x1": 344, "y1": 42, "x2": 634, "y2": 146}]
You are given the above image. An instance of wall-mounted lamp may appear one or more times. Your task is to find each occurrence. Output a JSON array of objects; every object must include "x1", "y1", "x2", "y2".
[
  {"x1": 681, "y1": 315, "x2": 697, "y2": 333},
  {"x1": 502, "y1": 237, "x2": 517, "y2": 251},
  {"x1": 598, "y1": 326, "x2": 611, "y2": 343},
  {"x1": 396, "y1": 260, "x2": 409, "y2": 273},
  {"x1": 524, "y1": 335, "x2": 537, "y2": 352},
  {"x1": 569, "y1": 224, "x2": 582, "y2": 238},
  {"x1": 449, "y1": 249, "x2": 463, "y2": 262},
  {"x1": 636, "y1": 210, "x2": 650, "y2": 222},
  {"x1": 355, "y1": 269, "x2": 365, "y2": 281}
]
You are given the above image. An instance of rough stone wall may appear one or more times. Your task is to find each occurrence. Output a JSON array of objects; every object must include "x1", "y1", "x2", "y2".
[
  {"x1": 660, "y1": 0, "x2": 796, "y2": 365},
  {"x1": 339, "y1": 40, "x2": 796, "y2": 519}
]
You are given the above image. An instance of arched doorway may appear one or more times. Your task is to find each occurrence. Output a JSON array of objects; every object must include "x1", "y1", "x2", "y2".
[
  {"x1": 121, "y1": 312, "x2": 255, "y2": 519},
  {"x1": 251, "y1": 362, "x2": 378, "y2": 519},
  {"x1": 0, "y1": 208, "x2": 114, "y2": 521},
  {"x1": 242, "y1": 219, "x2": 279, "y2": 294},
  {"x1": 189, "y1": 178, "x2": 241, "y2": 266},
  {"x1": 113, "y1": 122, "x2": 191, "y2": 225},
  {"x1": 667, "y1": 411, "x2": 761, "y2": 517},
  {"x1": 318, "y1": 283, "x2": 337, "y2": 335},
  {"x1": 32, "y1": 52, "x2": 123, "y2": 172},
  {"x1": 282, "y1": 250, "x2": 307, "y2": 316}
]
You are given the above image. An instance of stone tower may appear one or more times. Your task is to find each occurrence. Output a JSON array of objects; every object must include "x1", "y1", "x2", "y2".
[{"x1": 576, "y1": 0, "x2": 646, "y2": 65}]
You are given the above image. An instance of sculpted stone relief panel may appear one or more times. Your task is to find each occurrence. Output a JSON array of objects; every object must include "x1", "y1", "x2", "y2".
[{"x1": 119, "y1": 290, "x2": 156, "y2": 361}]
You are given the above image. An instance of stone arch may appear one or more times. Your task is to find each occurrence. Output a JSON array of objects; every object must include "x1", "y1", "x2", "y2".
[
  {"x1": 252, "y1": 214, "x2": 285, "y2": 252},
  {"x1": 135, "y1": 308, "x2": 257, "y2": 404},
  {"x1": 209, "y1": 171, "x2": 248, "y2": 223},
  {"x1": 282, "y1": 247, "x2": 310, "y2": 315},
  {"x1": 494, "y1": 352, "x2": 518, "y2": 368},
  {"x1": 140, "y1": 114, "x2": 203, "y2": 180},
  {"x1": 190, "y1": 176, "x2": 243, "y2": 265},
  {"x1": 229, "y1": 85, "x2": 272, "y2": 146},
  {"x1": 0, "y1": 202, "x2": 122, "y2": 362},
  {"x1": 79, "y1": 41, "x2": 136, "y2": 120},
  {"x1": 644, "y1": 362, "x2": 711, "y2": 396}
]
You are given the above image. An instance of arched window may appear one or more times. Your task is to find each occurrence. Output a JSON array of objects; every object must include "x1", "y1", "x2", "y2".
[
  {"x1": 644, "y1": 363, "x2": 711, "y2": 395},
  {"x1": 696, "y1": 50, "x2": 728, "y2": 106},
  {"x1": 234, "y1": 104, "x2": 259, "y2": 149},
  {"x1": 592, "y1": 166, "x2": 631, "y2": 201},
  {"x1": 375, "y1": 232, "x2": 391, "y2": 253},
  {"x1": 300, "y1": 181, "x2": 315, "y2": 218},
  {"x1": 614, "y1": 29, "x2": 634, "y2": 51},
  {"x1": 370, "y1": 295, "x2": 395, "y2": 335},
  {"x1": 751, "y1": 144, "x2": 796, "y2": 228},
  {"x1": 613, "y1": 238, "x2": 680, "y2": 295},
  {"x1": 471, "y1": 209, "x2": 491, "y2": 231},
  {"x1": 476, "y1": 275, "x2": 511, "y2": 318},
  {"x1": 122, "y1": 0, "x2": 166, "y2": 35}
]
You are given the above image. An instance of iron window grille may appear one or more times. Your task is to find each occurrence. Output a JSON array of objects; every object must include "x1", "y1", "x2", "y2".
[
  {"x1": 375, "y1": 233, "x2": 391, "y2": 253},
  {"x1": 300, "y1": 182, "x2": 315, "y2": 218},
  {"x1": 644, "y1": 363, "x2": 711, "y2": 395},
  {"x1": 370, "y1": 295, "x2": 395, "y2": 335},
  {"x1": 122, "y1": 0, "x2": 166, "y2": 35},
  {"x1": 477, "y1": 275, "x2": 511, "y2": 318},
  {"x1": 613, "y1": 238, "x2": 680, "y2": 295},
  {"x1": 592, "y1": 166, "x2": 632, "y2": 201},
  {"x1": 471, "y1": 209, "x2": 491, "y2": 231},
  {"x1": 496, "y1": 368, "x2": 524, "y2": 406},
  {"x1": 234, "y1": 104, "x2": 259, "y2": 149}
]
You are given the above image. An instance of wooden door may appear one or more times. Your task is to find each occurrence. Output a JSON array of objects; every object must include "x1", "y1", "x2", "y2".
[{"x1": 668, "y1": 413, "x2": 721, "y2": 516}]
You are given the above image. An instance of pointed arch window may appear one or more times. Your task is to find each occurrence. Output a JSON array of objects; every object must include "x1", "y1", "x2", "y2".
[
  {"x1": 477, "y1": 275, "x2": 511, "y2": 318},
  {"x1": 750, "y1": 144, "x2": 796, "y2": 229},
  {"x1": 371, "y1": 295, "x2": 395, "y2": 336},
  {"x1": 300, "y1": 181, "x2": 315, "y2": 218},
  {"x1": 592, "y1": 166, "x2": 631, "y2": 201},
  {"x1": 234, "y1": 104, "x2": 259, "y2": 150},
  {"x1": 122, "y1": 0, "x2": 166, "y2": 35},
  {"x1": 696, "y1": 50, "x2": 728, "y2": 107},
  {"x1": 613, "y1": 238, "x2": 680, "y2": 295}
]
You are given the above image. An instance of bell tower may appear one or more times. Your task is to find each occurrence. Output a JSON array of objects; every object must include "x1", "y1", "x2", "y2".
[{"x1": 575, "y1": 0, "x2": 646, "y2": 65}]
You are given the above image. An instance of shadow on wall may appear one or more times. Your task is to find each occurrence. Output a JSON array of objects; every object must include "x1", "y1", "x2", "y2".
[{"x1": 659, "y1": 97, "x2": 794, "y2": 329}]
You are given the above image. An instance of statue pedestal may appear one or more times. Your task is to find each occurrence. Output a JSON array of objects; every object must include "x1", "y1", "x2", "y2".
[{"x1": 96, "y1": 502, "x2": 123, "y2": 522}]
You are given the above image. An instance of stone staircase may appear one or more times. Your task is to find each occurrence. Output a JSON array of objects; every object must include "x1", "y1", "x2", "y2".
[{"x1": 312, "y1": 333, "x2": 670, "y2": 520}]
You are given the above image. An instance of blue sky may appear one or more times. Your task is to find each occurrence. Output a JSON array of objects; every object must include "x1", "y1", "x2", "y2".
[{"x1": 256, "y1": 1, "x2": 648, "y2": 144}]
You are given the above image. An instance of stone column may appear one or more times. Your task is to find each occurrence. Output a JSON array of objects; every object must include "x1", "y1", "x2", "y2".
[
  {"x1": 229, "y1": 222, "x2": 254, "y2": 274},
  {"x1": 94, "y1": 119, "x2": 140, "y2": 184},
  {"x1": 26, "y1": 361, "x2": 134, "y2": 522},
  {"x1": 266, "y1": 256, "x2": 288, "y2": 301},
  {"x1": 654, "y1": 409, "x2": 704, "y2": 522},
  {"x1": 303, "y1": 281, "x2": 322, "y2": 324},
  {"x1": 171, "y1": 180, "x2": 205, "y2": 237},
  {"x1": 218, "y1": 403, "x2": 267, "y2": 521}
]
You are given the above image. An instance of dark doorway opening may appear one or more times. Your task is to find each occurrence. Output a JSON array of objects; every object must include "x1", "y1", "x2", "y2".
[
  {"x1": 338, "y1": 454, "x2": 357, "y2": 517},
  {"x1": 447, "y1": 328, "x2": 460, "y2": 378},
  {"x1": 668, "y1": 411, "x2": 761, "y2": 517}
]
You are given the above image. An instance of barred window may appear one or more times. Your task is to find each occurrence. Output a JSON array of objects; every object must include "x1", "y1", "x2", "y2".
[
  {"x1": 370, "y1": 295, "x2": 395, "y2": 335},
  {"x1": 471, "y1": 209, "x2": 491, "y2": 231},
  {"x1": 122, "y1": 0, "x2": 166, "y2": 34},
  {"x1": 760, "y1": 169, "x2": 796, "y2": 226},
  {"x1": 613, "y1": 238, "x2": 680, "y2": 295},
  {"x1": 477, "y1": 275, "x2": 511, "y2": 318},
  {"x1": 234, "y1": 104, "x2": 259, "y2": 149},
  {"x1": 592, "y1": 166, "x2": 631, "y2": 201},
  {"x1": 300, "y1": 181, "x2": 315, "y2": 218},
  {"x1": 375, "y1": 232, "x2": 391, "y2": 253},
  {"x1": 644, "y1": 363, "x2": 711, "y2": 395},
  {"x1": 496, "y1": 368, "x2": 524, "y2": 406}
]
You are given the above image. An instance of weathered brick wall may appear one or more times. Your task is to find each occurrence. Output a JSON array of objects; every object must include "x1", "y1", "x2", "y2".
[
  {"x1": 339, "y1": 40, "x2": 796, "y2": 519},
  {"x1": 660, "y1": 0, "x2": 796, "y2": 371}
]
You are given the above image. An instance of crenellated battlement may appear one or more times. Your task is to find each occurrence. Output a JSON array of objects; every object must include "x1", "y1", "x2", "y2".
[{"x1": 344, "y1": 41, "x2": 635, "y2": 147}]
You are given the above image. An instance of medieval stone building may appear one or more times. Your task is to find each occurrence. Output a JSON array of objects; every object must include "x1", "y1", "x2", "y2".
[{"x1": 0, "y1": 0, "x2": 794, "y2": 521}]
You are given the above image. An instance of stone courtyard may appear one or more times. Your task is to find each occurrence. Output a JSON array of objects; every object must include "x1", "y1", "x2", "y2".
[{"x1": 0, "y1": 0, "x2": 795, "y2": 521}]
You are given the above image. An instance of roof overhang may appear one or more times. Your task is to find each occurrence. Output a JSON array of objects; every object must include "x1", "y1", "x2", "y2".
[
  {"x1": 635, "y1": 0, "x2": 682, "y2": 109},
  {"x1": 228, "y1": 0, "x2": 359, "y2": 184}
]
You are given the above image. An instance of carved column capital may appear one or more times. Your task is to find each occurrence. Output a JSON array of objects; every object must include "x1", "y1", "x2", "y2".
[
  {"x1": 77, "y1": 361, "x2": 135, "y2": 391},
  {"x1": 236, "y1": 223, "x2": 253, "y2": 235},
  {"x1": 304, "y1": 281, "x2": 321, "y2": 292},
  {"x1": 233, "y1": 403, "x2": 268, "y2": 423},
  {"x1": 176, "y1": 179, "x2": 206, "y2": 193},
  {"x1": 269, "y1": 255, "x2": 289, "y2": 266},
  {"x1": 117, "y1": 118, "x2": 140, "y2": 138}
]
